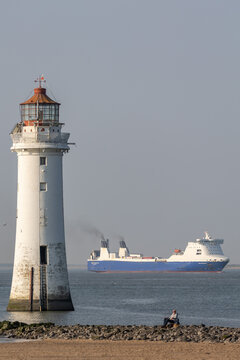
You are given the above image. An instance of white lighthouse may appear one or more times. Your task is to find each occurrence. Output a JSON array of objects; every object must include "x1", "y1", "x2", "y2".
[{"x1": 8, "y1": 77, "x2": 74, "y2": 311}]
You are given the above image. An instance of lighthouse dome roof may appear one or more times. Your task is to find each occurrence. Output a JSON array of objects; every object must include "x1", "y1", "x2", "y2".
[{"x1": 20, "y1": 87, "x2": 60, "y2": 105}]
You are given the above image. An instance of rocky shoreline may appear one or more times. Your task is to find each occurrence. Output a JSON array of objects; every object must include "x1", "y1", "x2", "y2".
[{"x1": 0, "y1": 321, "x2": 240, "y2": 343}]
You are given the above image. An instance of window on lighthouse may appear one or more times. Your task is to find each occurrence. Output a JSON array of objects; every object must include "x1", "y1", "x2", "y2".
[
  {"x1": 40, "y1": 182, "x2": 47, "y2": 191},
  {"x1": 21, "y1": 104, "x2": 59, "y2": 123},
  {"x1": 40, "y1": 157, "x2": 46, "y2": 166}
]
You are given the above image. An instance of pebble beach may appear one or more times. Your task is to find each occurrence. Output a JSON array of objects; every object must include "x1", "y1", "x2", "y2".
[{"x1": 1, "y1": 321, "x2": 240, "y2": 359}]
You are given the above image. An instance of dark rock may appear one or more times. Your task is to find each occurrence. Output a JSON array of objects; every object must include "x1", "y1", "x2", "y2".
[{"x1": 0, "y1": 321, "x2": 239, "y2": 343}]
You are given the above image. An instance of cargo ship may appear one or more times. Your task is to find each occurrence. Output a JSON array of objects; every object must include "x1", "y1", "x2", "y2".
[{"x1": 88, "y1": 232, "x2": 229, "y2": 272}]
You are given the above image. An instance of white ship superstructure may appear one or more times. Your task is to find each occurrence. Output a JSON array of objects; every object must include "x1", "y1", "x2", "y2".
[{"x1": 167, "y1": 232, "x2": 227, "y2": 263}]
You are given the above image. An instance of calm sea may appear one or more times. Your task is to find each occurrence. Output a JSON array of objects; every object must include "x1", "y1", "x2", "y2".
[{"x1": 0, "y1": 267, "x2": 239, "y2": 327}]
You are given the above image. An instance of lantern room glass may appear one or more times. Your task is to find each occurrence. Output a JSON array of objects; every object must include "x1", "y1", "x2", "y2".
[{"x1": 21, "y1": 104, "x2": 59, "y2": 123}]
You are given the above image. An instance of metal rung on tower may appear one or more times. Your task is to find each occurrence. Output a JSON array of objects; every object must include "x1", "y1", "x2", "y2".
[{"x1": 40, "y1": 265, "x2": 47, "y2": 311}]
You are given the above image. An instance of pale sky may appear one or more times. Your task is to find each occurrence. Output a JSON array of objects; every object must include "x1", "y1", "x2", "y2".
[{"x1": 0, "y1": 0, "x2": 240, "y2": 264}]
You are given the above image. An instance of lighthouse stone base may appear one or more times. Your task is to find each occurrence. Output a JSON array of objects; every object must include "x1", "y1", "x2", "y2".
[{"x1": 7, "y1": 298, "x2": 74, "y2": 312}]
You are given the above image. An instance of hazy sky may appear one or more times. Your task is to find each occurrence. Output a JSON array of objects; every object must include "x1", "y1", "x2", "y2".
[{"x1": 0, "y1": 0, "x2": 240, "y2": 264}]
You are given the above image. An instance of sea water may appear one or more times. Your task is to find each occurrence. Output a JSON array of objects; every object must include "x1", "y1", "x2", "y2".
[{"x1": 0, "y1": 267, "x2": 239, "y2": 327}]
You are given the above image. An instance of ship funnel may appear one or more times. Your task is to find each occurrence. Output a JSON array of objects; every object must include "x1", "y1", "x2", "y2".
[
  {"x1": 100, "y1": 238, "x2": 110, "y2": 259},
  {"x1": 101, "y1": 240, "x2": 109, "y2": 248},
  {"x1": 119, "y1": 240, "x2": 129, "y2": 257},
  {"x1": 120, "y1": 240, "x2": 127, "y2": 248}
]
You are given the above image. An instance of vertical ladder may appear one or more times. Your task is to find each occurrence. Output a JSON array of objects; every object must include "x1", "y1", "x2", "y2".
[
  {"x1": 29, "y1": 267, "x2": 34, "y2": 311},
  {"x1": 40, "y1": 265, "x2": 47, "y2": 311}
]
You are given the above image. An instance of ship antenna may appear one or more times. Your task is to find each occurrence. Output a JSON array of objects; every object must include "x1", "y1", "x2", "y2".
[{"x1": 204, "y1": 231, "x2": 210, "y2": 240}]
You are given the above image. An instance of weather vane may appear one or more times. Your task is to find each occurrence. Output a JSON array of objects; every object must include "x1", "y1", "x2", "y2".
[{"x1": 34, "y1": 75, "x2": 46, "y2": 88}]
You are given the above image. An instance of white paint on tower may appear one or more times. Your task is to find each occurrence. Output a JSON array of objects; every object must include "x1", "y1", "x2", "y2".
[{"x1": 7, "y1": 78, "x2": 74, "y2": 311}]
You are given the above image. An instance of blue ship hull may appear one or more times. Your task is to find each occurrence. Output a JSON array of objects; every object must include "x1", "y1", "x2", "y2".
[{"x1": 88, "y1": 260, "x2": 228, "y2": 272}]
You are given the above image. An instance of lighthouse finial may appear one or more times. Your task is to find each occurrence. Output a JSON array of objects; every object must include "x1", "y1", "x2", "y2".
[{"x1": 34, "y1": 75, "x2": 46, "y2": 88}]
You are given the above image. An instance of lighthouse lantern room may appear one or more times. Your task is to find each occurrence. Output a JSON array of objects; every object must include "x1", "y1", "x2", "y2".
[
  {"x1": 20, "y1": 77, "x2": 60, "y2": 126},
  {"x1": 8, "y1": 77, "x2": 74, "y2": 311}
]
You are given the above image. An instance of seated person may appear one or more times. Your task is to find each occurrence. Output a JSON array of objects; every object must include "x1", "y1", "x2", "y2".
[{"x1": 163, "y1": 309, "x2": 179, "y2": 327}]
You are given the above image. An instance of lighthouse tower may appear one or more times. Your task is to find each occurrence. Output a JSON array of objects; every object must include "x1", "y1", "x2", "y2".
[{"x1": 8, "y1": 77, "x2": 74, "y2": 311}]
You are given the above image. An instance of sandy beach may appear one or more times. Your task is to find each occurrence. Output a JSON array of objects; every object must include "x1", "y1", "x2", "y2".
[{"x1": 0, "y1": 340, "x2": 240, "y2": 360}]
